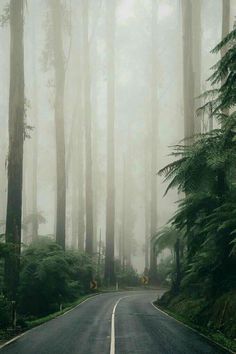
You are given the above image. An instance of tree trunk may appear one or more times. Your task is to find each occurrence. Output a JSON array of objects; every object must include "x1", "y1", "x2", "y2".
[
  {"x1": 31, "y1": 23, "x2": 39, "y2": 241},
  {"x1": 221, "y1": 0, "x2": 230, "y2": 117},
  {"x1": 149, "y1": 0, "x2": 158, "y2": 284},
  {"x1": 77, "y1": 118, "x2": 85, "y2": 251},
  {"x1": 82, "y1": 0, "x2": 94, "y2": 255},
  {"x1": 104, "y1": 0, "x2": 116, "y2": 285},
  {"x1": 4, "y1": 0, "x2": 24, "y2": 301},
  {"x1": 144, "y1": 143, "x2": 150, "y2": 272},
  {"x1": 222, "y1": 0, "x2": 230, "y2": 58},
  {"x1": 51, "y1": 0, "x2": 66, "y2": 250},
  {"x1": 192, "y1": 0, "x2": 202, "y2": 134},
  {"x1": 174, "y1": 237, "x2": 181, "y2": 294},
  {"x1": 182, "y1": 0, "x2": 195, "y2": 139}
]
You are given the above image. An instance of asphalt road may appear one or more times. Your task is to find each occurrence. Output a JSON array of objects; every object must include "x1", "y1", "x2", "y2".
[{"x1": 0, "y1": 290, "x2": 231, "y2": 354}]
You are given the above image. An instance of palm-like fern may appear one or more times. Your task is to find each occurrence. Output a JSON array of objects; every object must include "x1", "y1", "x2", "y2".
[{"x1": 157, "y1": 26, "x2": 236, "y2": 295}]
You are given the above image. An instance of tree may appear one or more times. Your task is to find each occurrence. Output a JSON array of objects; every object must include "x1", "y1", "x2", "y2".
[
  {"x1": 158, "y1": 26, "x2": 236, "y2": 296},
  {"x1": 50, "y1": 0, "x2": 66, "y2": 250},
  {"x1": 153, "y1": 227, "x2": 183, "y2": 293},
  {"x1": 4, "y1": 0, "x2": 24, "y2": 301},
  {"x1": 182, "y1": 0, "x2": 194, "y2": 138},
  {"x1": 192, "y1": 0, "x2": 202, "y2": 133},
  {"x1": 82, "y1": 0, "x2": 94, "y2": 254},
  {"x1": 104, "y1": 0, "x2": 116, "y2": 285},
  {"x1": 31, "y1": 13, "x2": 39, "y2": 241},
  {"x1": 149, "y1": 0, "x2": 158, "y2": 283},
  {"x1": 221, "y1": 0, "x2": 230, "y2": 117},
  {"x1": 144, "y1": 144, "x2": 150, "y2": 272},
  {"x1": 221, "y1": 0, "x2": 230, "y2": 59}
]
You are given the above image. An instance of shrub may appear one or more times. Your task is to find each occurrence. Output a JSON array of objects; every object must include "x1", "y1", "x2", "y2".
[{"x1": 18, "y1": 238, "x2": 94, "y2": 317}]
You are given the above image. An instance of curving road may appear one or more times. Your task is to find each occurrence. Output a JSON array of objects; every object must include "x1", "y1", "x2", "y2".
[{"x1": 0, "y1": 290, "x2": 231, "y2": 354}]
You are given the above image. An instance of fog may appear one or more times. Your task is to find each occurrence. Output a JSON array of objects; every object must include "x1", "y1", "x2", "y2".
[{"x1": 0, "y1": 0, "x2": 235, "y2": 273}]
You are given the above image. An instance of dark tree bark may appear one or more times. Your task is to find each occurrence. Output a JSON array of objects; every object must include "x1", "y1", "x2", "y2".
[
  {"x1": 4, "y1": 0, "x2": 24, "y2": 301},
  {"x1": 50, "y1": 0, "x2": 66, "y2": 250},
  {"x1": 104, "y1": 0, "x2": 116, "y2": 285},
  {"x1": 174, "y1": 237, "x2": 181, "y2": 294},
  {"x1": 82, "y1": 0, "x2": 94, "y2": 255}
]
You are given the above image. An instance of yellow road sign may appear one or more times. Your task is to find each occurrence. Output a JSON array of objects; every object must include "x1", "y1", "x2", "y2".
[
  {"x1": 90, "y1": 280, "x2": 98, "y2": 290},
  {"x1": 141, "y1": 276, "x2": 149, "y2": 285}
]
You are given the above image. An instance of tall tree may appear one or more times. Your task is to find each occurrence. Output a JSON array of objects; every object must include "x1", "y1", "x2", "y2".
[
  {"x1": 104, "y1": 0, "x2": 116, "y2": 284},
  {"x1": 82, "y1": 0, "x2": 94, "y2": 254},
  {"x1": 144, "y1": 143, "x2": 150, "y2": 272},
  {"x1": 221, "y1": 0, "x2": 230, "y2": 118},
  {"x1": 192, "y1": 0, "x2": 202, "y2": 133},
  {"x1": 222, "y1": 0, "x2": 230, "y2": 59},
  {"x1": 50, "y1": 0, "x2": 66, "y2": 250},
  {"x1": 77, "y1": 125, "x2": 85, "y2": 251},
  {"x1": 31, "y1": 15, "x2": 39, "y2": 240},
  {"x1": 4, "y1": 0, "x2": 24, "y2": 301},
  {"x1": 182, "y1": 0, "x2": 194, "y2": 138},
  {"x1": 149, "y1": 0, "x2": 158, "y2": 283}
]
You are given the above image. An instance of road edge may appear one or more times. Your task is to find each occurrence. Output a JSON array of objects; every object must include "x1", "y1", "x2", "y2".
[
  {"x1": 0, "y1": 293, "x2": 101, "y2": 351},
  {"x1": 151, "y1": 301, "x2": 235, "y2": 354}
]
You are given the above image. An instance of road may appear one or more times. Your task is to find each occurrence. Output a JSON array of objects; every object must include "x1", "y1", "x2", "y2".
[{"x1": 0, "y1": 290, "x2": 230, "y2": 354}]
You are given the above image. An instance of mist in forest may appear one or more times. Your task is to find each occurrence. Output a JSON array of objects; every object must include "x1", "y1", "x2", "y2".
[{"x1": 0, "y1": 0, "x2": 235, "y2": 274}]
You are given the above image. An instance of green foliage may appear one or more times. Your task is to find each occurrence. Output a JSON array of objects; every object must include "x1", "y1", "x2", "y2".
[
  {"x1": 153, "y1": 226, "x2": 181, "y2": 255},
  {"x1": 156, "y1": 256, "x2": 174, "y2": 285},
  {"x1": 157, "y1": 26, "x2": 236, "y2": 342},
  {"x1": 18, "y1": 238, "x2": 94, "y2": 316},
  {"x1": 115, "y1": 261, "x2": 139, "y2": 287},
  {"x1": 0, "y1": 296, "x2": 11, "y2": 329}
]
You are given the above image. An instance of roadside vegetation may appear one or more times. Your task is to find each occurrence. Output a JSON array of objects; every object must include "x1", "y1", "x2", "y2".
[
  {"x1": 153, "y1": 27, "x2": 236, "y2": 352},
  {"x1": 0, "y1": 237, "x2": 139, "y2": 342}
]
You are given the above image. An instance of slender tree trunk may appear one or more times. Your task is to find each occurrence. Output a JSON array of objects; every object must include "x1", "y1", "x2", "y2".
[
  {"x1": 104, "y1": 0, "x2": 116, "y2": 284},
  {"x1": 97, "y1": 228, "x2": 102, "y2": 279},
  {"x1": 222, "y1": 0, "x2": 230, "y2": 58},
  {"x1": 92, "y1": 102, "x2": 98, "y2": 254},
  {"x1": 77, "y1": 114, "x2": 85, "y2": 251},
  {"x1": 51, "y1": 0, "x2": 66, "y2": 250},
  {"x1": 182, "y1": 0, "x2": 195, "y2": 139},
  {"x1": 4, "y1": 0, "x2": 24, "y2": 301},
  {"x1": 31, "y1": 31, "x2": 39, "y2": 241},
  {"x1": 82, "y1": 0, "x2": 94, "y2": 254},
  {"x1": 221, "y1": 0, "x2": 230, "y2": 118},
  {"x1": 31, "y1": 97, "x2": 38, "y2": 240},
  {"x1": 174, "y1": 237, "x2": 181, "y2": 294},
  {"x1": 192, "y1": 0, "x2": 202, "y2": 134},
  {"x1": 122, "y1": 156, "x2": 127, "y2": 269},
  {"x1": 144, "y1": 143, "x2": 150, "y2": 272},
  {"x1": 149, "y1": 0, "x2": 158, "y2": 284},
  {"x1": 71, "y1": 140, "x2": 79, "y2": 248}
]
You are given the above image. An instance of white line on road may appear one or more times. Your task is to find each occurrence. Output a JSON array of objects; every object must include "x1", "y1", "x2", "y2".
[{"x1": 110, "y1": 296, "x2": 130, "y2": 354}]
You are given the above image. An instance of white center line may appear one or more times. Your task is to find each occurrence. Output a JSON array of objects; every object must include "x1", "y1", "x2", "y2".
[{"x1": 110, "y1": 296, "x2": 129, "y2": 354}]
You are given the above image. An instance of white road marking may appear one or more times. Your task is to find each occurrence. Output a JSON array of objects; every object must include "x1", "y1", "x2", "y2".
[{"x1": 110, "y1": 296, "x2": 130, "y2": 354}]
